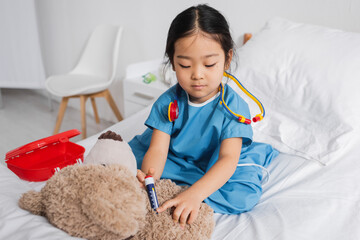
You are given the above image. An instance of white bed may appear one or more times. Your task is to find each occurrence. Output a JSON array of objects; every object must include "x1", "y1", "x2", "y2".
[{"x1": 1, "y1": 18, "x2": 360, "y2": 239}]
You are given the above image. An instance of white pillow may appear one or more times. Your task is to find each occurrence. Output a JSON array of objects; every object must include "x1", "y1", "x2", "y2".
[{"x1": 231, "y1": 18, "x2": 360, "y2": 164}]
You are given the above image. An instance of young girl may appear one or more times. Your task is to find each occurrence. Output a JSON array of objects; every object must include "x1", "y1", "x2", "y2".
[{"x1": 129, "y1": 4, "x2": 278, "y2": 228}]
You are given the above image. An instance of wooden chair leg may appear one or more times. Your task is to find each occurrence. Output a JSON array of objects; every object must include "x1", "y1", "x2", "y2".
[
  {"x1": 104, "y1": 89, "x2": 123, "y2": 121},
  {"x1": 54, "y1": 97, "x2": 69, "y2": 134},
  {"x1": 80, "y1": 95, "x2": 87, "y2": 139},
  {"x1": 90, "y1": 97, "x2": 100, "y2": 124}
]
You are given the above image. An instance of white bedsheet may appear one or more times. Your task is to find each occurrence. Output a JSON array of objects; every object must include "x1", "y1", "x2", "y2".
[{"x1": 1, "y1": 106, "x2": 360, "y2": 240}]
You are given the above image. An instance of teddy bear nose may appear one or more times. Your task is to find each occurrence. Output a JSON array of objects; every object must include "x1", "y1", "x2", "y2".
[{"x1": 101, "y1": 164, "x2": 106, "y2": 167}]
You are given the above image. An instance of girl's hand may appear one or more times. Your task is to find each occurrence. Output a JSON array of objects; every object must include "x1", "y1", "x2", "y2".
[
  {"x1": 156, "y1": 188, "x2": 203, "y2": 228},
  {"x1": 136, "y1": 168, "x2": 155, "y2": 188}
]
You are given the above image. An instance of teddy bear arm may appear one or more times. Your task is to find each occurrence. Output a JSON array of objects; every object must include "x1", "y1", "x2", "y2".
[
  {"x1": 18, "y1": 190, "x2": 45, "y2": 216},
  {"x1": 82, "y1": 196, "x2": 142, "y2": 238}
]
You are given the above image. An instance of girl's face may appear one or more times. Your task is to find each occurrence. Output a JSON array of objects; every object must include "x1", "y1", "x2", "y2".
[{"x1": 172, "y1": 33, "x2": 232, "y2": 104}]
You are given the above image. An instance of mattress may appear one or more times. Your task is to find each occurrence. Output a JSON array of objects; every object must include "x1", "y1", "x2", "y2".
[{"x1": 1, "y1": 106, "x2": 360, "y2": 240}]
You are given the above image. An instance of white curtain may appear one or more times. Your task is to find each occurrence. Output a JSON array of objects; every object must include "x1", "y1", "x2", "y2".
[{"x1": 0, "y1": 0, "x2": 45, "y2": 89}]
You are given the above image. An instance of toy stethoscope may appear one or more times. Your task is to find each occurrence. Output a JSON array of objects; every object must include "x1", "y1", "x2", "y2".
[{"x1": 168, "y1": 72, "x2": 265, "y2": 124}]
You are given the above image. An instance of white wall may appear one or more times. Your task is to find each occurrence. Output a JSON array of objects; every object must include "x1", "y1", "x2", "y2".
[{"x1": 34, "y1": 0, "x2": 360, "y2": 121}]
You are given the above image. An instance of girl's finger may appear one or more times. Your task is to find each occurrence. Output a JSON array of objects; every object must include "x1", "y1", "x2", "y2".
[
  {"x1": 136, "y1": 169, "x2": 143, "y2": 176},
  {"x1": 172, "y1": 204, "x2": 185, "y2": 224},
  {"x1": 187, "y1": 209, "x2": 199, "y2": 225},
  {"x1": 157, "y1": 199, "x2": 175, "y2": 213},
  {"x1": 148, "y1": 167, "x2": 156, "y2": 176},
  {"x1": 179, "y1": 209, "x2": 191, "y2": 228},
  {"x1": 137, "y1": 170, "x2": 145, "y2": 180}
]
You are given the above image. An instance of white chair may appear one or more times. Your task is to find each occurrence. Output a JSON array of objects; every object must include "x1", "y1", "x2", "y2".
[{"x1": 46, "y1": 25, "x2": 123, "y2": 139}]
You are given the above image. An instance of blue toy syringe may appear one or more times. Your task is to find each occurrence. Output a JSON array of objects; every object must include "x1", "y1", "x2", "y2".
[{"x1": 144, "y1": 175, "x2": 159, "y2": 212}]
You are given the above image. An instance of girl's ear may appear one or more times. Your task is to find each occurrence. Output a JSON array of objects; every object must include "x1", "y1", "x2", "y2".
[
  {"x1": 171, "y1": 60, "x2": 176, "y2": 71},
  {"x1": 225, "y1": 49, "x2": 233, "y2": 70}
]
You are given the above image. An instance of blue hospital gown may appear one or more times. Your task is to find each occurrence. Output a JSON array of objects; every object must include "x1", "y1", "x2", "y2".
[{"x1": 129, "y1": 84, "x2": 279, "y2": 214}]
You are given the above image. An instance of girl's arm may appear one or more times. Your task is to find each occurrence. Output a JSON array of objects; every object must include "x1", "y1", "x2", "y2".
[
  {"x1": 137, "y1": 129, "x2": 170, "y2": 184},
  {"x1": 157, "y1": 137, "x2": 242, "y2": 228}
]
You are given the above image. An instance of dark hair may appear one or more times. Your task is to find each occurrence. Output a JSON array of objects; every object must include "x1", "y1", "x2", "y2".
[{"x1": 165, "y1": 4, "x2": 236, "y2": 68}]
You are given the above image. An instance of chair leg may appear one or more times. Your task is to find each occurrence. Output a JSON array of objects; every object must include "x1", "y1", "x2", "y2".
[
  {"x1": 90, "y1": 97, "x2": 100, "y2": 124},
  {"x1": 0, "y1": 88, "x2": 3, "y2": 109},
  {"x1": 54, "y1": 97, "x2": 69, "y2": 134},
  {"x1": 104, "y1": 89, "x2": 123, "y2": 121},
  {"x1": 80, "y1": 95, "x2": 87, "y2": 139},
  {"x1": 47, "y1": 90, "x2": 53, "y2": 112}
]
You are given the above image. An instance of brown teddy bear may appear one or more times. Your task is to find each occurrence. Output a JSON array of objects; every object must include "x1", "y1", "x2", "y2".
[{"x1": 19, "y1": 131, "x2": 215, "y2": 240}]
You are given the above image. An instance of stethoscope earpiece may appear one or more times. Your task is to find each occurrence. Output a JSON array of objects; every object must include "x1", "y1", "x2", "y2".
[
  {"x1": 219, "y1": 82, "x2": 251, "y2": 125},
  {"x1": 221, "y1": 72, "x2": 265, "y2": 124}
]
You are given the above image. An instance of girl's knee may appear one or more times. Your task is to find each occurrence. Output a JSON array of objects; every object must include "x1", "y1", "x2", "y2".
[
  {"x1": 205, "y1": 182, "x2": 262, "y2": 214},
  {"x1": 231, "y1": 182, "x2": 262, "y2": 212}
]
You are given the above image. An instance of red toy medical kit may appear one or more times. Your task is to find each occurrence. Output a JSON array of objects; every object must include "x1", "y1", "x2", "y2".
[{"x1": 5, "y1": 129, "x2": 85, "y2": 182}]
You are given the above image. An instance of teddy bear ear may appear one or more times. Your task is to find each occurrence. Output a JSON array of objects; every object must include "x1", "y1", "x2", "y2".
[
  {"x1": 18, "y1": 190, "x2": 45, "y2": 216},
  {"x1": 98, "y1": 130, "x2": 123, "y2": 141}
]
